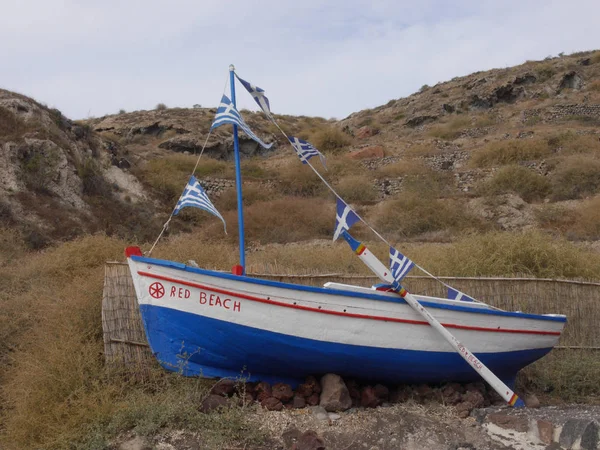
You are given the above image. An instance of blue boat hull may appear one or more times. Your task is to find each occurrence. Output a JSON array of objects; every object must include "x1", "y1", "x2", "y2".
[{"x1": 140, "y1": 304, "x2": 551, "y2": 386}]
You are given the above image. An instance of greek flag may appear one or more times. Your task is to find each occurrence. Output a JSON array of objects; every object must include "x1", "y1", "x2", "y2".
[
  {"x1": 235, "y1": 74, "x2": 271, "y2": 115},
  {"x1": 333, "y1": 198, "x2": 360, "y2": 241},
  {"x1": 210, "y1": 94, "x2": 273, "y2": 149},
  {"x1": 448, "y1": 287, "x2": 476, "y2": 302},
  {"x1": 288, "y1": 136, "x2": 326, "y2": 167},
  {"x1": 389, "y1": 247, "x2": 414, "y2": 283},
  {"x1": 174, "y1": 176, "x2": 226, "y2": 232}
]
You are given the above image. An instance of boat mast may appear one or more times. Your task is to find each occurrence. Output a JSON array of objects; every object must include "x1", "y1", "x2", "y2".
[{"x1": 229, "y1": 64, "x2": 246, "y2": 274}]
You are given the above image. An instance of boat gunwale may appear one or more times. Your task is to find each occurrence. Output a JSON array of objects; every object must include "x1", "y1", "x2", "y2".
[{"x1": 130, "y1": 255, "x2": 567, "y2": 323}]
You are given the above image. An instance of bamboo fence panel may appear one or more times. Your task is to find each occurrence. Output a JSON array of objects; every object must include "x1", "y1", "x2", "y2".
[
  {"x1": 102, "y1": 263, "x2": 154, "y2": 375},
  {"x1": 102, "y1": 263, "x2": 600, "y2": 370}
]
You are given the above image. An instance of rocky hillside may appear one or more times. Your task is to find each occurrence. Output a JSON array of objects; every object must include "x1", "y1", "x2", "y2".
[
  {"x1": 2, "y1": 50, "x2": 600, "y2": 249},
  {"x1": 0, "y1": 89, "x2": 158, "y2": 248}
]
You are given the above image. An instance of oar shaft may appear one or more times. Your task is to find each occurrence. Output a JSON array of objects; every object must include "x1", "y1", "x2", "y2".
[{"x1": 340, "y1": 231, "x2": 524, "y2": 407}]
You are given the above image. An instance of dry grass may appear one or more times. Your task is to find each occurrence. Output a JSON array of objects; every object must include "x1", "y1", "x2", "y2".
[
  {"x1": 470, "y1": 140, "x2": 551, "y2": 167},
  {"x1": 309, "y1": 126, "x2": 352, "y2": 154},
  {"x1": 0, "y1": 106, "x2": 36, "y2": 143},
  {"x1": 138, "y1": 155, "x2": 232, "y2": 202},
  {"x1": 427, "y1": 116, "x2": 471, "y2": 140},
  {"x1": 478, "y1": 165, "x2": 551, "y2": 202},
  {"x1": 538, "y1": 197, "x2": 600, "y2": 240},
  {"x1": 278, "y1": 162, "x2": 327, "y2": 197},
  {"x1": 404, "y1": 142, "x2": 440, "y2": 157},
  {"x1": 550, "y1": 155, "x2": 600, "y2": 200},
  {"x1": 334, "y1": 175, "x2": 377, "y2": 204},
  {"x1": 377, "y1": 159, "x2": 430, "y2": 178},
  {"x1": 372, "y1": 194, "x2": 486, "y2": 239}
]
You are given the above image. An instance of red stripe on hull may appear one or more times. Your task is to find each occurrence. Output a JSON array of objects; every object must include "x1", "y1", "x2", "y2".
[{"x1": 137, "y1": 271, "x2": 561, "y2": 336}]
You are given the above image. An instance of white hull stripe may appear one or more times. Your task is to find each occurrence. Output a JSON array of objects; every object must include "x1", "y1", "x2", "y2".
[{"x1": 138, "y1": 271, "x2": 561, "y2": 337}]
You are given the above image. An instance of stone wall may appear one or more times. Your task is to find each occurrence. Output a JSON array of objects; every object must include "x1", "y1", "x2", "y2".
[{"x1": 523, "y1": 104, "x2": 600, "y2": 122}]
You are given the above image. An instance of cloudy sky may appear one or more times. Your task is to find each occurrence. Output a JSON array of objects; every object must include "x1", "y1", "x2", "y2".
[{"x1": 2, "y1": 0, "x2": 599, "y2": 120}]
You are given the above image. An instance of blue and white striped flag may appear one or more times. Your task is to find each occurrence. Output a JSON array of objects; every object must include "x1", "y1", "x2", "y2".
[
  {"x1": 174, "y1": 176, "x2": 226, "y2": 232},
  {"x1": 288, "y1": 136, "x2": 326, "y2": 167},
  {"x1": 389, "y1": 247, "x2": 414, "y2": 283},
  {"x1": 235, "y1": 74, "x2": 271, "y2": 115},
  {"x1": 448, "y1": 287, "x2": 476, "y2": 302},
  {"x1": 211, "y1": 94, "x2": 273, "y2": 149},
  {"x1": 333, "y1": 198, "x2": 360, "y2": 241}
]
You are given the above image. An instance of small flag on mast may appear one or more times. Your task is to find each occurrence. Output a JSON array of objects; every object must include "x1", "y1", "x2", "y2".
[
  {"x1": 235, "y1": 74, "x2": 271, "y2": 115},
  {"x1": 333, "y1": 198, "x2": 360, "y2": 241},
  {"x1": 174, "y1": 176, "x2": 226, "y2": 232},
  {"x1": 447, "y1": 287, "x2": 476, "y2": 302},
  {"x1": 389, "y1": 247, "x2": 414, "y2": 283},
  {"x1": 211, "y1": 94, "x2": 273, "y2": 149},
  {"x1": 288, "y1": 136, "x2": 326, "y2": 167}
]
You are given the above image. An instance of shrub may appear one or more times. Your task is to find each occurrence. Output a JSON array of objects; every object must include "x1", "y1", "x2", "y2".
[
  {"x1": 377, "y1": 159, "x2": 429, "y2": 178},
  {"x1": 373, "y1": 194, "x2": 484, "y2": 238},
  {"x1": 550, "y1": 156, "x2": 600, "y2": 200},
  {"x1": 155, "y1": 103, "x2": 168, "y2": 110},
  {"x1": 478, "y1": 165, "x2": 551, "y2": 202},
  {"x1": 546, "y1": 132, "x2": 600, "y2": 156},
  {"x1": 470, "y1": 140, "x2": 551, "y2": 167},
  {"x1": 427, "y1": 116, "x2": 471, "y2": 140},
  {"x1": 536, "y1": 64, "x2": 555, "y2": 82},
  {"x1": 571, "y1": 196, "x2": 600, "y2": 239},
  {"x1": 310, "y1": 127, "x2": 352, "y2": 154},
  {"x1": 0, "y1": 106, "x2": 36, "y2": 143},
  {"x1": 278, "y1": 162, "x2": 326, "y2": 197},
  {"x1": 334, "y1": 175, "x2": 377, "y2": 204},
  {"x1": 588, "y1": 80, "x2": 600, "y2": 92},
  {"x1": 215, "y1": 184, "x2": 277, "y2": 211},
  {"x1": 77, "y1": 158, "x2": 113, "y2": 197}
]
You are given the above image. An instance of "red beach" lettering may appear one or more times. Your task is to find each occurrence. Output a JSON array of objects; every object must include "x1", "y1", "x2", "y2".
[
  {"x1": 170, "y1": 286, "x2": 191, "y2": 299},
  {"x1": 199, "y1": 291, "x2": 241, "y2": 312}
]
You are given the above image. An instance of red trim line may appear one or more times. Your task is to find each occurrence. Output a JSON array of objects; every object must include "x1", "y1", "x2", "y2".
[{"x1": 137, "y1": 271, "x2": 561, "y2": 336}]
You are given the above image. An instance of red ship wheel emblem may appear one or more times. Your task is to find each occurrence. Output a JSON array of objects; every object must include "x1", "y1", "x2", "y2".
[{"x1": 149, "y1": 282, "x2": 165, "y2": 299}]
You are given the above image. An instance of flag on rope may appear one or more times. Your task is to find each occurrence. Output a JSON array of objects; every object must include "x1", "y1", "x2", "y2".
[
  {"x1": 174, "y1": 175, "x2": 226, "y2": 232},
  {"x1": 288, "y1": 136, "x2": 326, "y2": 167},
  {"x1": 210, "y1": 94, "x2": 273, "y2": 149},
  {"x1": 333, "y1": 198, "x2": 360, "y2": 241},
  {"x1": 389, "y1": 247, "x2": 414, "y2": 283},
  {"x1": 447, "y1": 287, "x2": 476, "y2": 302},
  {"x1": 235, "y1": 74, "x2": 271, "y2": 115}
]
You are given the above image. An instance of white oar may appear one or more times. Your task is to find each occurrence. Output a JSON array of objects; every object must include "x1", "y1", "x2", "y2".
[{"x1": 340, "y1": 230, "x2": 525, "y2": 407}]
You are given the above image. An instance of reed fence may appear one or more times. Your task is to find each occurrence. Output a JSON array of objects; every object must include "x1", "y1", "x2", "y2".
[{"x1": 102, "y1": 263, "x2": 600, "y2": 370}]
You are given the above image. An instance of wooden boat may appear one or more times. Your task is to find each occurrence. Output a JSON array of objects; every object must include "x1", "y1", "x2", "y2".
[{"x1": 125, "y1": 66, "x2": 566, "y2": 403}]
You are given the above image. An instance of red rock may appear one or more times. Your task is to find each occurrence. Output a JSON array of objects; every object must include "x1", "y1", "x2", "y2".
[
  {"x1": 306, "y1": 393, "x2": 320, "y2": 406},
  {"x1": 293, "y1": 430, "x2": 326, "y2": 450},
  {"x1": 272, "y1": 383, "x2": 294, "y2": 402},
  {"x1": 465, "y1": 382, "x2": 486, "y2": 395},
  {"x1": 200, "y1": 394, "x2": 228, "y2": 413},
  {"x1": 305, "y1": 375, "x2": 321, "y2": 394},
  {"x1": 210, "y1": 379, "x2": 236, "y2": 397},
  {"x1": 374, "y1": 384, "x2": 390, "y2": 401},
  {"x1": 537, "y1": 419, "x2": 554, "y2": 444},
  {"x1": 296, "y1": 383, "x2": 313, "y2": 398},
  {"x1": 292, "y1": 394, "x2": 306, "y2": 409},
  {"x1": 261, "y1": 396, "x2": 283, "y2": 411},
  {"x1": 455, "y1": 401, "x2": 474, "y2": 419},
  {"x1": 355, "y1": 126, "x2": 378, "y2": 139},
  {"x1": 390, "y1": 386, "x2": 413, "y2": 403},
  {"x1": 319, "y1": 374, "x2": 352, "y2": 412},
  {"x1": 255, "y1": 382, "x2": 272, "y2": 402},
  {"x1": 415, "y1": 384, "x2": 434, "y2": 399},
  {"x1": 441, "y1": 384, "x2": 462, "y2": 405},
  {"x1": 241, "y1": 392, "x2": 254, "y2": 405},
  {"x1": 236, "y1": 381, "x2": 256, "y2": 396},
  {"x1": 462, "y1": 390, "x2": 485, "y2": 409},
  {"x1": 486, "y1": 413, "x2": 529, "y2": 432},
  {"x1": 360, "y1": 386, "x2": 381, "y2": 408},
  {"x1": 347, "y1": 145, "x2": 385, "y2": 160},
  {"x1": 284, "y1": 402, "x2": 293, "y2": 410}
]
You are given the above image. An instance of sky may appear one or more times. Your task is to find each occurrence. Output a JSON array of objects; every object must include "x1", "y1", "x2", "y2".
[{"x1": 2, "y1": 0, "x2": 600, "y2": 120}]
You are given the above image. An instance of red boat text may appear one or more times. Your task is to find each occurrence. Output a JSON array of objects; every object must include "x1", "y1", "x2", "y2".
[
  {"x1": 170, "y1": 286, "x2": 191, "y2": 299},
  {"x1": 199, "y1": 291, "x2": 241, "y2": 312},
  {"x1": 457, "y1": 343, "x2": 483, "y2": 371}
]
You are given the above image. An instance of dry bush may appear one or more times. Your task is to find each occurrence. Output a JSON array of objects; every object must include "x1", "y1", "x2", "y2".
[
  {"x1": 404, "y1": 142, "x2": 439, "y2": 157},
  {"x1": 241, "y1": 159, "x2": 273, "y2": 179},
  {"x1": 377, "y1": 159, "x2": 430, "y2": 178},
  {"x1": 536, "y1": 63, "x2": 555, "y2": 82},
  {"x1": 547, "y1": 132, "x2": 600, "y2": 156},
  {"x1": 326, "y1": 155, "x2": 369, "y2": 178},
  {"x1": 278, "y1": 162, "x2": 326, "y2": 197},
  {"x1": 535, "y1": 204, "x2": 577, "y2": 234},
  {"x1": 550, "y1": 155, "x2": 600, "y2": 200},
  {"x1": 215, "y1": 184, "x2": 278, "y2": 211},
  {"x1": 372, "y1": 194, "x2": 485, "y2": 238},
  {"x1": 310, "y1": 126, "x2": 352, "y2": 154},
  {"x1": 155, "y1": 103, "x2": 168, "y2": 110},
  {"x1": 139, "y1": 155, "x2": 231, "y2": 202},
  {"x1": 477, "y1": 165, "x2": 551, "y2": 202},
  {"x1": 334, "y1": 175, "x2": 377, "y2": 204},
  {"x1": 401, "y1": 170, "x2": 456, "y2": 198},
  {"x1": 587, "y1": 80, "x2": 600, "y2": 92},
  {"x1": 427, "y1": 116, "x2": 471, "y2": 140},
  {"x1": 200, "y1": 197, "x2": 334, "y2": 245},
  {"x1": 0, "y1": 107, "x2": 36, "y2": 143},
  {"x1": 470, "y1": 140, "x2": 551, "y2": 167}
]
